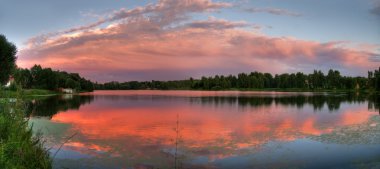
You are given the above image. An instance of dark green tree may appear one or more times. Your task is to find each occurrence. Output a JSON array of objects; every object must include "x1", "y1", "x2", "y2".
[
  {"x1": 326, "y1": 69, "x2": 341, "y2": 89},
  {"x1": 13, "y1": 68, "x2": 33, "y2": 88},
  {"x1": 368, "y1": 67, "x2": 380, "y2": 91},
  {"x1": 0, "y1": 35, "x2": 17, "y2": 85}
]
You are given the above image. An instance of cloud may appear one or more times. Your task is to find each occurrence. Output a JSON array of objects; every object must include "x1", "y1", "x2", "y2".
[
  {"x1": 25, "y1": 0, "x2": 232, "y2": 48},
  {"x1": 245, "y1": 7, "x2": 302, "y2": 17},
  {"x1": 18, "y1": 0, "x2": 379, "y2": 82},
  {"x1": 370, "y1": 1, "x2": 380, "y2": 16},
  {"x1": 185, "y1": 17, "x2": 249, "y2": 29}
]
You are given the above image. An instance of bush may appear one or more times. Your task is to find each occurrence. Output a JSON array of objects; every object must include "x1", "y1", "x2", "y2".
[
  {"x1": 211, "y1": 86, "x2": 223, "y2": 91},
  {"x1": 0, "y1": 89, "x2": 52, "y2": 169},
  {"x1": 8, "y1": 82, "x2": 18, "y2": 91}
]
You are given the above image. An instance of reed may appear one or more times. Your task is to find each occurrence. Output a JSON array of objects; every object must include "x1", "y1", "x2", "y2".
[{"x1": 0, "y1": 86, "x2": 52, "y2": 169}]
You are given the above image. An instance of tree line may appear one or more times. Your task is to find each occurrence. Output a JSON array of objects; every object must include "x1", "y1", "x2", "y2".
[
  {"x1": 95, "y1": 68, "x2": 380, "y2": 91},
  {"x1": 13, "y1": 65, "x2": 94, "y2": 92}
]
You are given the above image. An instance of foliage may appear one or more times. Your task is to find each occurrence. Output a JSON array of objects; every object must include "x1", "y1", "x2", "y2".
[
  {"x1": 8, "y1": 82, "x2": 19, "y2": 91},
  {"x1": 368, "y1": 67, "x2": 380, "y2": 91},
  {"x1": 1, "y1": 89, "x2": 58, "y2": 98},
  {"x1": 95, "y1": 68, "x2": 380, "y2": 91},
  {"x1": 13, "y1": 65, "x2": 94, "y2": 92},
  {"x1": 0, "y1": 88, "x2": 52, "y2": 169},
  {"x1": 0, "y1": 34, "x2": 17, "y2": 85}
]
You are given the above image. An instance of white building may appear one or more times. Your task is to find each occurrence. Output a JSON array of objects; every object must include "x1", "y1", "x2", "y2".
[
  {"x1": 4, "y1": 76, "x2": 14, "y2": 87},
  {"x1": 59, "y1": 88, "x2": 74, "y2": 94}
]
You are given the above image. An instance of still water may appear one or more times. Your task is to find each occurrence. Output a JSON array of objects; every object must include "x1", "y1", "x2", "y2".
[{"x1": 28, "y1": 90, "x2": 380, "y2": 169}]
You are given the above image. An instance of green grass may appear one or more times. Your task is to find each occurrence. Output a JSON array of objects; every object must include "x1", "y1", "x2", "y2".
[
  {"x1": 23, "y1": 89, "x2": 59, "y2": 96},
  {"x1": 0, "y1": 89, "x2": 58, "y2": 98},
  {"x1": 0, "y1": 89, "x2": 52, "y2": 169}
]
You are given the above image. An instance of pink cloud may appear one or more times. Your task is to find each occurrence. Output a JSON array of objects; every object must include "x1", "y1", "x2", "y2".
[
  {"x1": 25, "y1": 0, "x2": 232, "y2": 48},
  {"x1": 18, "y1": 0, "x2": 380, "y2": 82}
]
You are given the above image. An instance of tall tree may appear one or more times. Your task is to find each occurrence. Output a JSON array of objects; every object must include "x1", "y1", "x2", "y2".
[
  {"x1": 0, "y1": 35, "x2": 17, "y2": 85},
  {"x1": 13, "y1": 68, "x2": 33, "y2": 88},
  {"x1": 368, "y1": 67, "x2": 380, "y2": 91},
  {"x1": 327, "y1": 69, "x2": 341, "y2": 89}
]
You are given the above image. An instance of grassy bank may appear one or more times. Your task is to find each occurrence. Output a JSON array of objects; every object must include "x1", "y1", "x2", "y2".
[
  {"x1": 98, "y1": 88, "x2": 378, "y2": 94},
  {"x1": 1, "y1": 89, "x2": 59, "y2": 98},
  {"x1": 0, "y1": 89, "x2": 52, "y2": 169}
]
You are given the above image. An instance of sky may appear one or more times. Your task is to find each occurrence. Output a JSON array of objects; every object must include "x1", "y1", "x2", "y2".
[{"x1": 1, "y1": 0, "x2": 379, "y2": 82}]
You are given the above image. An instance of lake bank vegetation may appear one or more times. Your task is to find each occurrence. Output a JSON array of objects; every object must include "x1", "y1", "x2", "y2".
[
  {"x1": 0, "y1": 89, "x2": 52, "y2": 169},
  {"x1": 1, "y1": 34, "x2": 93, "y2": 95},
  {"x1": 12, "y1": 65, "x2": 94, "y2": 92},
  {"x1": 1, "y1": 89, "x2": 59, "y2": 98},
  {"x1": 95, "y1": 68, "x2": 380, "y2": 92},
  {"x1": 1, "y1": 35, "x2": 51, "y2": 168},
  {"x1": 8, "y1": 67, "x2": 380, "y2": 94}
]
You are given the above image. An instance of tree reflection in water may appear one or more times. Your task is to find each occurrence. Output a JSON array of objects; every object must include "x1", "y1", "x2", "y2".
[
  {"x1": 192, "y1": 93, "x2": 378, "y2": 112},
  {"x1": 25, "y1": 95, "x2": 94, "y2": 118},
  {"x1": 27, "y1": 92, "x2": 379, "y2": 118}
]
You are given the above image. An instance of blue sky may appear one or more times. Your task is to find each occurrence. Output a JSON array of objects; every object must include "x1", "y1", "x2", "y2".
[{"x1": 1, "y1": 0, "x2": 378, "y2": 47}]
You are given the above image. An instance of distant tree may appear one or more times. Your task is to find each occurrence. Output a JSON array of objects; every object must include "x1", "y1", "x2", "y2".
[
  {"x1": 201, "y1": 76, "x2": 209, "y2": 89},
  {"x1": 0, "y1": 35, "x2": 17, "y2": 85},
  {"x1": 238, "y1": 73, "x2": 249, "y2": 88},
  {"x1": 309, "y1": 70, "x2": 325, "y2": 89},
  {"x1": 376, "y1": 68, "x2": 380, "y2": 91},
  {"x1": 368, "y1": 67, "x2": 380, "y2": 91},
  {"x1": 326, "y1": 69, "x2": 341, "y2": 89},
  {"x1": 263, "y1": 73, "x2": 273, "y2": 88},
  {"x1": 13, "y1": 68, "x2": 33, "y2": 88},
  {"x1": 65, "y1": 78, "x2": 80, "y2": 90},
  {"x1": 295, "y1": 72, "x2": 306, "y2": 88},
  {"x1": 93, "y1": 69, "x2": 377, "y2": 91},
  {"x1": 30, "y1": 64, "x2": 43, "y2": 87},
  {"x1": 25, "y1": 64, "x2": 94, "y2": 91}
]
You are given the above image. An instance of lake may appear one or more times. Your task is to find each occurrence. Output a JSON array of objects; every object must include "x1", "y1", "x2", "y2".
[{"x1": 28, "y1": 90, "x2": 380, "y2": 169}]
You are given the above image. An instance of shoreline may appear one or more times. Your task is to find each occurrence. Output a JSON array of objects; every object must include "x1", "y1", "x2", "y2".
[
  {"x1": 93, "y1": 88, "x2": 378, "y2": 93},
  {"x1": 1, "y1": 88, "x2": 378, "y2": 99}
]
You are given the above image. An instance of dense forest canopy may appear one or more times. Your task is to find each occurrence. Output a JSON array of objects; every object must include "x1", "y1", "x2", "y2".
[
  {"x1": 95, "y1": 68, "x2": 380, "y2": 91},
  {"x1": 8, "y1": 64, "x2": 380, "y2": 93},
  {"x1": 13, "y1": 65, "x2": 94, "y2": 92}
]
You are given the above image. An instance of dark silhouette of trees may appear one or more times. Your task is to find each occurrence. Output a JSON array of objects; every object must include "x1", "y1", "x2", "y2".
[
  {"x1": 25, "y1": 95, "x2": 94, "y2": 118},
  {"x1": 96, "y1": 68, "x2": 380, "y2": 91},
  {"x1": 368, "y1": 67, "x2": 380, "y2": 91},
  {"x1": 327, "y1": 69, "x2": 341, "y2": 89},
  {"x1": 13, "y1": 65, "x2": 94, "y2": 92},
  {"x1": 13, "y1": 68, "x2": 32, "y2": 88},
  {"x1": 0, "y1": 34, "x2": 17, "y2": 85}
]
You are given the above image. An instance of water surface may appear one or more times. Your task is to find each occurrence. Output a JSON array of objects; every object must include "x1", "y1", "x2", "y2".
[{"x1": 29, "y1": 90, "x2": 380, "y2": 169}]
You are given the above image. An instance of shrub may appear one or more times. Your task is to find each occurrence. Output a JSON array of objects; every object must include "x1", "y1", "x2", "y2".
[{"x1": 0, "y1": 88, "x2": 52, "y2": 169}]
